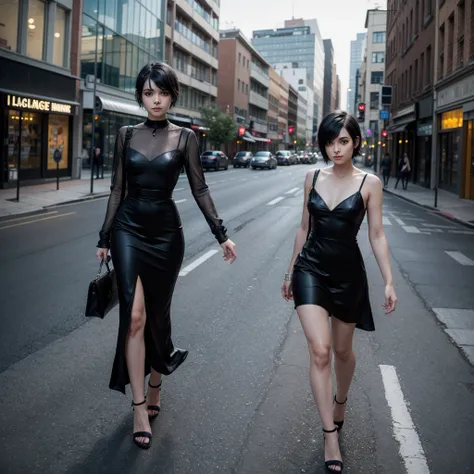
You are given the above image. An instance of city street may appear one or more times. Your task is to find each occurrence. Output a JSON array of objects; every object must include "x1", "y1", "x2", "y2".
[{"x1": 0, "y1": 164, "x2": 473, "y2": 473}]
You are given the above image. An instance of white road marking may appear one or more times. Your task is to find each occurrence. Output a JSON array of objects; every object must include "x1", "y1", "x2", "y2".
[
  {"x1": 402, "y1": 226, "x2": 421, "y2": 233},
  {"x1": 294, "y1": 189, "x2": 303, "y2": 197},
  {"x1": 395, "y1": 218, "x2": 406, "y2": 225},
  {"x1": 379, "y1": 365, "x2": 430, "y2": 473},
  {"x1": 448, "y1": 230, "x2": 474, "y2": 235},
  {"x1": 174, "y1": 187, "x2": 185, "y2": 192},
  {"x1": 382, "y1": 216, "x2": 392, "y2": 226},
  {"x1": 254, "y1": 176, "x2": 259, "y2": 179},
  {"x1": 0, "y1": 211, "x2": 58, "y2": 224},
  {"x1": 421, "y1": 223, "x2": 457, "y2": 229},
  {"x1": 174, "y1": 199, "x2": 187, "y2": 204},
  {"x1": 445, "y1": 251, "x2": 474, "y2": 266},
  {"x1": 0, "y1": 212, "x2": 76, "y2": 230},
  {"x1": 285, "y1": 187, "x2": 299, "y2": 195},
  {"x1": 179, "y1": 249, "x2": 219, "y2": 276},
  {"x1": 267, "y1": 197, "x2": 285, "y2": 205}
]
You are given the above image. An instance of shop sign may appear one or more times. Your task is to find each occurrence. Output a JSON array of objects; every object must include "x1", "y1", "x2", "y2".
[
  {"x1": 6, "y1": 94, "x2": 72, "y2": 114},
  {"x1": 416, "y1": 123, "x2": 432, "y2": 136}
]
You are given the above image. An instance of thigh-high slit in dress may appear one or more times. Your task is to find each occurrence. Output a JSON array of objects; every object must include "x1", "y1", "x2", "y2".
[
  {"x1": 98, "y1": 119, "x2": 228, "y2": 394},
  {"x1": 292, "y1": 169, "x2": 374, "y2": 331}
]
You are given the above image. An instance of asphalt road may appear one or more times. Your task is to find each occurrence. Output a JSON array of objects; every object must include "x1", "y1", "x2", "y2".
[{"x1": 0, "y1": 163, "x2": 473, "y2": 474}]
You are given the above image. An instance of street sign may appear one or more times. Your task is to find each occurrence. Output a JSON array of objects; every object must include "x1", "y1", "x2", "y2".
[
  {"x1": 53, "y1": 149, "x2": 62, "y2": 163},
  {"x1": 379, "y1": 109, "x2": 389, "y2": 120}
]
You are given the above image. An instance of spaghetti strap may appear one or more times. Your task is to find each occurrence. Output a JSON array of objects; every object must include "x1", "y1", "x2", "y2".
[
  {"x1": 312, "y1": 169, "x2": 320, "y2": 189},
  {"x1": 359, "y1": 173, "x2": 368, "y2": 191}
]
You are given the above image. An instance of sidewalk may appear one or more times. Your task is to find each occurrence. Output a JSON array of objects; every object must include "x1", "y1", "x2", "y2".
[
  {"x1": 0, "y1": 169, "x2": 112, "y2": 218},
  {"x1": 362, "y1": 166, "x2": 474, "y2": 229}
]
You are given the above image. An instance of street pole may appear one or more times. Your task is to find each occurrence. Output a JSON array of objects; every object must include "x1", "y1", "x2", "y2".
[
  {"x1": 432, "y1": 0, "x2": 440, "y2": 207},
  {"x1": 90, "y1": 0, "x2": 100, "y2": 195}
]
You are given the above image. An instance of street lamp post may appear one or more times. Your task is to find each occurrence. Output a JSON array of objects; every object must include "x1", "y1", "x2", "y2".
[
  {"x1": 432, "y1": 0, "x2": 440, "y2": 207},
  {"x1": 90, "y1": 0, "x2": 100, "y2": 195}
]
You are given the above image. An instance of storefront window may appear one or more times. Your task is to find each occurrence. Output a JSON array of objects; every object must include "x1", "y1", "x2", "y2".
[
  {"x1": 48, "y1": 115, "x2": 69, "y2": 170},
  {"x1": 439, "y1": 130, "x2": 461, "y2": 193},
  {"x1": 53, "y1": 6, "x2": 67, "y2": 67},
  {"x1": 0, "y1": 0, "x2": 19, "y2": 52},
  {"x1": 7, "y1": 110, "x2": 20, "y2": 180},
  {"x1": 26, "y1": 0, "x2": 45, "y2": 61},
  {"x1": 441, "y1": 109, "x2": 463, "y2": 130}
]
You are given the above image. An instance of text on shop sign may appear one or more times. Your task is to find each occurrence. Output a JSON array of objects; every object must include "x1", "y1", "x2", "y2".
[{"x1": 6, "y1": 95, "x2": 72, "y2": 114}]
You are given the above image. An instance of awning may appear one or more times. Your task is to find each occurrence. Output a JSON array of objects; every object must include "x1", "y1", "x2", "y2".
[
  {"x1": 251, "y1": 136, "x2": 269, "y2": 142},
  {"x1": 388, "y1": 124, "x2": 408, "y2": 133},
  {"x1": 95, "y1": 93, "x2": 147, "y2": 118},
  {"x1": 243, "y1": 131, "x2": 256, "y2": 142}
]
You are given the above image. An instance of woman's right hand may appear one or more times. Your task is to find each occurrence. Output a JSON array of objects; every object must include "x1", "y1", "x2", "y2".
[
  {"x1": 96, "y1": 248, "x2": 109, "y2": 262},
  {"x1": 281, "y1": 280, "x2": 293, "y2": 301}
]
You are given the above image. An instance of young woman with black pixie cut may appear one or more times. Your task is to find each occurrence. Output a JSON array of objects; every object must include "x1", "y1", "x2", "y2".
[
  {"x1": 96, "y1": 62, "x2": 236, "y2": 449},
  {"x1": 282, "y1": 111, "x2": 397, "y2": 472}
]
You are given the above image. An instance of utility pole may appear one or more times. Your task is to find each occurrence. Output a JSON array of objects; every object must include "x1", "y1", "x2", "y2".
[
  {"x1": 432, "y1": 0, "x2": 440, "y2": 207},
  {"x1": 90, "y1": 0, "x2": 100, "y2": 195}
]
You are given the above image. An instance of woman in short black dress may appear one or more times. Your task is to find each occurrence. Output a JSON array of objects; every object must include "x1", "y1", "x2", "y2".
[
  {"x1": 96, "y1": 63, "x2": 237, "y2": 449},
  {"x1": 281, "y1": 111, "x2": 397, "y2": 472}
]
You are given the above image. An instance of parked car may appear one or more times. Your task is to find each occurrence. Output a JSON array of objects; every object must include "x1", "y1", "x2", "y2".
[
  {"x1": 200, "y1": 150, "x2": 230, "y2": 171},
  {"x1": 233, "y1": 151, "x2": 253, "y2": 168},
  {"x1": 275, "y1": 150, "x2": 294, "y2": 166},
  {"x1": 250, "y1": 151, "x2": 277, "y2": 170}
]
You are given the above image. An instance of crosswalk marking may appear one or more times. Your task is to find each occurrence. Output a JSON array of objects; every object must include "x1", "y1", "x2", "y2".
[
  {"x1": 179, "y1": 249, "x2": 219, "y2": 276},
  {"x1": 267, "y1": 197, "x2": 284, "y2": 206},
  {"x1": 395, "y1": 218, "x2": 405, "y2": 225},
  {"x1": 445, "y1": 251, "x2": 474, "y2": 266},
  {"x1": 380, "y1": 365, "x2": 430, "y2": 473},
  {"x1": 402, "y1": 226, "x2": 421, "y2": 233},
  {"x1": 382, "y1": 216, "x2": 392, "y2": 225},
  {"x1": 285, "y1": 187, "x2": 299, "y2": 195},
  {"x1": 174, "y1": 199, "x2": 187, "y2": 204}
]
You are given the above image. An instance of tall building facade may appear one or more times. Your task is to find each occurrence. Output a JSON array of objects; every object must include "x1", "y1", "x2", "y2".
[
  {"x1": 323, "y1": 39, "x2": 335, "y2": 116},
  {"x1": 0, "y1": 0, "x2": 81, "y2": 188},
  {"x1": 347, "y1": 33, "x2": 366, "y2": 115},
  {"x1": 251, "y1": 18, "x2": 324, "y2": 134},
  {"x1": 217, "y1": 29, "x2": 272, "y2": 154},
  {"x1": 358, "y1": 9, "x2": 387, "y2": 167},
  {"x1": 336, "y1": 75, "x2": 341, "y2": 110}
]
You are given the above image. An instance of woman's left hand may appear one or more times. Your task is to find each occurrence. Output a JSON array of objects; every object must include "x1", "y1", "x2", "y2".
[
  {"x1": 221, "y1": 239, "x2": 237, "y2": 264},
  {"x1": 383, "y1": 284, "x2": 397, "y2": 314}
]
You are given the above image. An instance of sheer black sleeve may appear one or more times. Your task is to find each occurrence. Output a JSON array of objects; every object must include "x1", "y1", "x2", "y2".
[
  {"x1": 97, "y1": 127, "x2": 126, "y2": 248},
  {"x1": 184, "y1": 130, "x2": 228, "y2": 244}
]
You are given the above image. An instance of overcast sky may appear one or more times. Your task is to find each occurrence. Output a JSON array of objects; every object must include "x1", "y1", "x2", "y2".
[{"x1": 220, "y1": 0, "x2": 387, "y2": 110}]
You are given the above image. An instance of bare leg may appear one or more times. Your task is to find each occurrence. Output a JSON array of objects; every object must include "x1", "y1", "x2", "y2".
[
  {"x1": 332, "y1": 317, "x2": 356, "y2": 425},
  {"x1": 297, "y1": 305, "x2": 342, "y2": 472},
  {"x1": 147, "y1": 368, "x2": 162, "y2": 417},
  {"x1": 126, "y1": 276, "x2": 151, "y2": 446}
]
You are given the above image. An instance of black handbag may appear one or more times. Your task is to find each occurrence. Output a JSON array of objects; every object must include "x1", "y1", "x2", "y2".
[{"x1": 85, "y1": 258, "x2": 118, "y2": 319}]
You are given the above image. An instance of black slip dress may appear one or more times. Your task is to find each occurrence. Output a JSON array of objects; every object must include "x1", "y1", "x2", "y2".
[
  {"x1": 98, "y1": 119, "x2": 228, "y2": 393},
  {"x1": 292, "y1": 169, "x2": 374, "y2": 331}
]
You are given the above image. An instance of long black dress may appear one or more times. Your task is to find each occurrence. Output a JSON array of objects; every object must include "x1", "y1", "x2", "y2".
[
  {"x1": 292, "y1": 169, "x2": 374, "y2": 331},
  {"x1": 98, "y1": 118, "x2": 228, "y2": 394}
]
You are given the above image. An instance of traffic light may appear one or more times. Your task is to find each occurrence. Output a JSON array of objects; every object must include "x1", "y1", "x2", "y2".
[
  {"x1": 381, "y1": 129, "x2": 388, "y2": 138},
  {"x1": 288, "y1": 125, "x2": 295, "y2": 135},
  {"x1": 357, "y1": 103, "x2": 366, "y2": 122}
]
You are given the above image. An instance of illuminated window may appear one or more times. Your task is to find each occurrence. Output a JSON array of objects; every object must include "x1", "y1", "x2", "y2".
[{"x1": 441, "y1": 109, "x2": 463, "y2": 129}]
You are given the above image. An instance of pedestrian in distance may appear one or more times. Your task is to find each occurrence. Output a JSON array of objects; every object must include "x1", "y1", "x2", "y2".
[
  {"x1": 281, "y1": 110, "x2": 397, "y2": 472},
  {"x1": 394, "y1": 153, "x2": 410, "y2": 190},
  {"x1": 93, "y1": 147, "x2": 104, "y2": 179},
  {"x1": 96, "y1": 62, "x2": 237, "y2": 450},
  {"x1": 380, "y1": 151, "x2": 392, "y2": 188}
]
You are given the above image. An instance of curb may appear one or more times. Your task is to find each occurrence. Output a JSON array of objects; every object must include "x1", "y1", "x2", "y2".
[{"x1": 382, "y1": 188, "x2": 474, "y2": 230}]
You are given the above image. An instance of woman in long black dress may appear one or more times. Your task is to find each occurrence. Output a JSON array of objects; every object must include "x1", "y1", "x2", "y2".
[
  {"x1": 96, "y1": 63, "x2": 237, "y2": 449},
  {"x1": 281, "y1": 111, "x2": 397, "y2": 472}
]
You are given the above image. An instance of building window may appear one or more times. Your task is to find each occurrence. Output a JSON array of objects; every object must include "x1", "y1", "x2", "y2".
[
  {"x1": 53, "y1": 6, "x2": 67, "y2": 67},
  {"x1": 238, "y1": 52, "x2": 241, "y2": 63},
  {"x1": 371, "y1": 71, "x2": 384, "y2": 84},
  {"x1": 48, "y1": 114, "x2": 69, "y2": 170},
  {"x1": 370, "y1": 92, "x2": 379, "y2": 109},
  {"x1": 373, "y1": 31, "x2": 385, "y2": 43},
  {"x1": 372, "y1": 52, "x2": 385, "y2": 63},
  {"x1": 420, "y1": 52, "x2": 424, "y2": 89},
  {"x1": 27, "y1": 0, "x2": 46, "y2": 60},
  {"x1": 238, "y1": 78, "x2": 240, "y2": 90},
  {"x1": 0, "y1": 0, "x2": 19, "y2": 51}
]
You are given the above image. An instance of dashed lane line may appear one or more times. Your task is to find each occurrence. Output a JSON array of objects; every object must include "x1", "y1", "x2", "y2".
[
  {"x1": 380, "y1": 365, "x2": 430, "y2": 473},
  {"x1": 402, "y1": 226, "x2": 421, "y2": 233},
  {"x1": 395, "y1": 218, "x2": 406, "y2": 225},
  {"x1": 174, "y1": 199, "x2": 187, "y2": 204},
  {"x1": 179, "y1": 249, "x2": 219, "y2": 276},
  {"x1": 267, "y1": 197, "x2": 285, "y2": 206},
  {"x1": 285, "y1": 187, "x2": 299, "y2": 195},
  {"x1": 445, "y1": 251, "x2": 474, "y2": 266},
  {"x1": 0, "y1": 211, "x2": 58, "y2": 224}
]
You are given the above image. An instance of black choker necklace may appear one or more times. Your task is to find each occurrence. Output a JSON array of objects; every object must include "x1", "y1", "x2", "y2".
[{"x1": 145, "y1": 118, "x2": 169, "y2": 137}]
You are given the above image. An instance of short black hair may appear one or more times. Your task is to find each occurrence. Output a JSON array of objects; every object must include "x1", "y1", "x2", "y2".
[
  {"x1": 135, "y1": 62, "x2": 180, "y2": 107},
  {"x1": 317, "y1": 110, "x2": 362, "y2": 163}
]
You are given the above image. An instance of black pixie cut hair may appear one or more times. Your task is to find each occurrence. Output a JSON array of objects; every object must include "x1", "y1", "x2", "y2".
[
  {"x1": 317, "y1": 110, "x2": 362, "y2": 163},
  {"x1": 135, "y1": 62, "x2": 180, "y2": 107}
]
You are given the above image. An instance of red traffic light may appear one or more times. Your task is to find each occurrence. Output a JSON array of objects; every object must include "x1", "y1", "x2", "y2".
[
  {"x1": 288, "y1": 125, "x2": 295, "y2": 134},
  {"x1": 381, "y1": 129, "x2": 388, "y2": 137},
  {"x1": 358, "y1": 103, "x2": 366, "y2": 111},
  {"x1": 238, "y1": 126, "x2": 246, "y2": 136}
]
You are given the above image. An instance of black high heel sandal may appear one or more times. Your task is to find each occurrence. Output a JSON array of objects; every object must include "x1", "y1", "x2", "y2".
[
  {"x1": 333, "y1": 395, "x2": 347, "y2": 432},
  {"x1": 323, "y1": 427, "x2": 344, "y2": 472},
  {"x1": 131, "y1": 399, "x2": 152, "y2": 449},
  {"x1": 147, "y1": 381, "x2": 162, "y2": 420}
]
